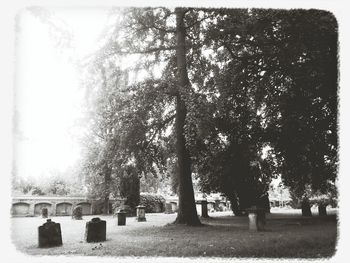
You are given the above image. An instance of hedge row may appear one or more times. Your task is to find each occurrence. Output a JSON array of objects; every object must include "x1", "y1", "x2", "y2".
[{"x1": 139, "y1": 193, "x2": 166, "y2": 213}]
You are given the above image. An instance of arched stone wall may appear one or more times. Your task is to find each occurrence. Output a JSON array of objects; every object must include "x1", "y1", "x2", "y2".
[
  {"x1": 12, "y1": 202, "x2": 30, "y2": 216},
  {"x1": 11, "y1": 197, "x2": 126, "y2": 217},
  {"x1": 56, "y1": 202, "x2": 73, "y2": 216},
  {"x1": 34, "y1": 203, "x2": 52, "y2": 216},
  {"x1": 76, "y1": 202, "x2": 92, "y2": 215}
]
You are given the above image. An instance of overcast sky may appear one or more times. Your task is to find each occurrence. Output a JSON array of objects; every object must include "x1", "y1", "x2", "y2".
[{"x1": 14, "y1": 8, "x2": 111, "y2": 179}]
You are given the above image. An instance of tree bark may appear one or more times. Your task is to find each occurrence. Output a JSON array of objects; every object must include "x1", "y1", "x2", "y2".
[
  {"x1": 301, "y1": 198, "x2": 312, "y2": 217},
  {"x1": 228, "y1": 193, "x2": 244, "y2": 216},
  {"x1": 173, "y1": 8, "x2": 201, "y2": 226},
  {"x1": 259, "y1": 193, "x2": 271, "y2": 213},
  {"x1": 318, "y1": 204, "x2": 327, "y2": 216}
]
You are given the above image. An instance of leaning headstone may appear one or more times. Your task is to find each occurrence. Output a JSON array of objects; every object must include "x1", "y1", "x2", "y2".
[
  {"x1": 164, "y1": 203, "x2": 173, "y2": 214},
  {"x1": 117, "y1": 210, "x2": 127, "y2": 225},
  {"x1": 201, "y1": 200, "x2": 209, "y2": 218},
  {"x1": 136, "y1": 205, "x2": 146, "y2": 222},
  {"x1": 38, "y1": 219, "x2": 62, "y2": 248},
  {"x1": 41, "y1": 207, "x2": 48, "y2": 218},
  {"x1": 72, "y1": 205, "x2": 83, "y2": 220},
  {"x1": 85, "y1": 217, "x2": 106, "y2": 243},
  {"x1": 246, "y1": 206, "x2": 266, "y2": 231}
]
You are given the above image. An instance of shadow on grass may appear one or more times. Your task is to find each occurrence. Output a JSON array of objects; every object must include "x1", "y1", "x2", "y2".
[{"x1": 11, "y1": 212, "x2": 338, "y2": 258}]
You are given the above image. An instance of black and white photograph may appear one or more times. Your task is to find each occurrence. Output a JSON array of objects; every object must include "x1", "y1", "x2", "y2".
[{"x1": 1, "y1": 1, "x2": 349, "y2": 262}]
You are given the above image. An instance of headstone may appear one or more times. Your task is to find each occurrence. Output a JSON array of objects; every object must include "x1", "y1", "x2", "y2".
[
  {"x1": 171, "y1": 202, "x2": 178, "y2": 212},
  {"x1": 38, "y1": 219, "x2": 62, "y2": 248},
  {"x1": 201, "y1": 200, "x2": 209, "y2": 218},
  {"x1": 72, "y1": 206, "x2": 83, "y2": 220},
  {"x1": 117, "y1": 210, "x2": 127, "y2": 225},
  {"x1": 136, "y1": 205, "x2": 146, "y2": 222},
  {"x1": 85, "y1": 217, "x2": 106, "y2": 242},
  {"x1": 41, "y1": 207, "x2": 48, "y2": 218},
  {"x1": 246, "y1": 206, "x2": 266, "y2": 231},
  {"x1": 164, "y1": 203, "x2": 173, "y2": 214}
]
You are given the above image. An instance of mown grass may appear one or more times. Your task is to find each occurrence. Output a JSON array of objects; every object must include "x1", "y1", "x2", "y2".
[{"x1": 11, "y1": 209, "x2": 337, "y2": 258}]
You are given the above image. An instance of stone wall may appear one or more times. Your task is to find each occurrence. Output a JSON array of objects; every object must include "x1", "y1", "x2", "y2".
[{"x1": 11, "y1": 196, "x2": 125, "y2": 217}]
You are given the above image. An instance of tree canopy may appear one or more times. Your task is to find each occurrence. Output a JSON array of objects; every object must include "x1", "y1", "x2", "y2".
[{"x1": 81, "y1": 8, "x2": 338, "y2": 221}]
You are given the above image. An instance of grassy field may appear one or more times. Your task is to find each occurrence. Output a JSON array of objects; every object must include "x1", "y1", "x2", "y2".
[{"x1": 11, "y1": 208, "x2": 337, "y2": 259}]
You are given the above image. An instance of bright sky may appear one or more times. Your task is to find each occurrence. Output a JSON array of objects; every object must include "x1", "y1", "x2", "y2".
[{"x1": 15, "y1": 8, "x2": 110, "y2": 179}]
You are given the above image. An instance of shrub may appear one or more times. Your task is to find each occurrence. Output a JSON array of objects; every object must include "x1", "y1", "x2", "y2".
[
  {"x1": 139, "y1": 193, "x2": 166, "y2": 213},
  {"x1": 72, "y1": 205, "x2": 83, "y2": 220}
]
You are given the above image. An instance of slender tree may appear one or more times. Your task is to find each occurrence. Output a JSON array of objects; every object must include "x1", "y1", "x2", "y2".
[{"x1": 173, "y1": 8, "x2": 201, "y2": 225}]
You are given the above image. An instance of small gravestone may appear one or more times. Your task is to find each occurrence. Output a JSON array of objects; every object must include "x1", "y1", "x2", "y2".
[
  {"x1": 164, "y1": 203, "x2": 173, "y2": 214},
  {"x1": 38, "y1": 219, "x2": 62, "y2": 248},
  {"x1": 246, "y1": 206, "x2": 266, "y2": 231},
  {"x1": 201, "y1": 200, "x2": 209, "y2": 218},
  {"x1": 41, "y1": 207, "x2": 48, "y2": 218},
  {"x1": 85, "y1": 217, "x2": 106, "y2": 242},
  {"x1": 72, "y1": 206, "x2": 83, "y2": 220},
  {"x1": 171, "y1": 202, "x2": 178, "y2": 212},
  {"x1": 136, "y1": 205, "x2": 146, "y2": 222},
  {"x1": 117, "y1": 210, "x2": 127, "y2": 225}
]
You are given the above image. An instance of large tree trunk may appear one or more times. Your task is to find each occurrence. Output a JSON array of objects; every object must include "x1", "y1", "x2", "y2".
[
  {"x1": 259, "y1": 193, "x2": 271, "y2": 213},
  {"x1": 173, "y1": 8, "x2": 201, "y2": 226},
  {"x1": 318, "y1": 204, "x2": 327, "y2": 216},
  {"x1": 301, "y1": 198, "x2": 312, "y2": 217},
  {"x1": 228, "y1": 192, "x2": 244, "y2": 216}
]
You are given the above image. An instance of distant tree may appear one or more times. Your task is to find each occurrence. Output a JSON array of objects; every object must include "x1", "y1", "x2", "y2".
[
  {"x1": 12, "y1": 176, "x2": 36, "y2": 195},
  {"x1": 81, "y1": 60, "x2": 168, "y2": 213},
  {"x1": 46, "y1": 178, "x2": 70, "y2": 195},
  {"x1": 119, "y1": 165, "x2": 140, "y2": 213},
  {"x1": 31, "y1": 186, "x2": 45, "y2": 196}
]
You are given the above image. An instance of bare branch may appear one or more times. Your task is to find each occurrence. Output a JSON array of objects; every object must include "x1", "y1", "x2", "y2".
[
  {"x1": 129, "y1": 45, "x2": 177, "y2": 54},
  {"x1": 137, "y1": 19, "x2": 176, "y2": 33}
]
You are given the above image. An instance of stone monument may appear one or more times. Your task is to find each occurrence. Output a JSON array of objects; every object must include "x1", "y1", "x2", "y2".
[
  {"x1": 164, "y1": 203, "x2": 174, "y2": 214},
  {"x1": 117, "y1": 210, "x2": 127, "y2": 225},
  {"x1": 38, "y1": 219, "x2": 62, "y2": 248},
  {"x1": 246, "y1": 206, "x2": 266, "y2": 231},
  {"x1": 85, "y1": 217, "x2": 106, "y2": 242},
  {"x1": 201, "y1": 200, "x2": 209, "y2": 218},
  {"x1": 136, "y1": 205, "x2": 146, "y2": 222}
]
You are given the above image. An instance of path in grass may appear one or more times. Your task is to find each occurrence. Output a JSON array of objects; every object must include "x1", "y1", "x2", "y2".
[{"x1": 11, "y1": 210, "x2": 337, "y2": 258}]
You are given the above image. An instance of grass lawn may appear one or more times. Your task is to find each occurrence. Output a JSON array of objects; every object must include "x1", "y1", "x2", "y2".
[{"x1": 11, "y1": 208, "x2": 338, "y2": 258}]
